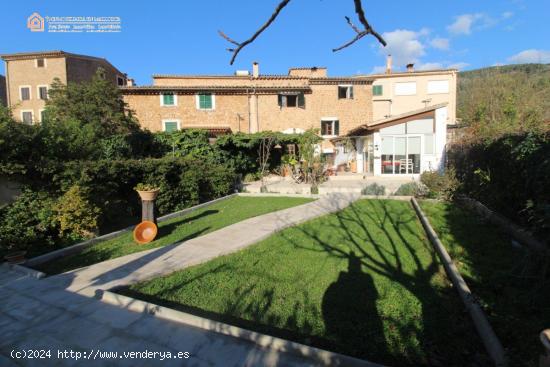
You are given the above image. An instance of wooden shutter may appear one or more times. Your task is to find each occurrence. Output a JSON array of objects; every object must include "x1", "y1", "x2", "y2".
[
  {"x1": 21, "y1": 88, "x2": 30, "y2": 100},
  {"x1": 334, "y1": 120, "x2": 340, "y2": 136},
  {"x1": 349, "y1": 86, "x2": 354, "y2": 99},
  {"x1": 164, "y1": 121, "x2": 178, "y2": 132},
  {"x1": 298, "y1": 93, "x2": 305, "y2": 108}
]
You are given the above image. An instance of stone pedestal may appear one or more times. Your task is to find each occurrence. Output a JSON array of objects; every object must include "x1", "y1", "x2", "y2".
[{"x1": 141, "y1": 200, "x2": 157, "y2": 224}]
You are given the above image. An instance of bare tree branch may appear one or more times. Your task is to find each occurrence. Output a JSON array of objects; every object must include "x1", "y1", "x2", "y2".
[
  {"x1": 219, "y1": 0, "x2": 292, "y2": 65},
  {"x1": 219, "y1": 0, "x2": 386, "y2": 64},
  {"x1": 333, "y1": 0, "x2": 387, "y2": 52}
]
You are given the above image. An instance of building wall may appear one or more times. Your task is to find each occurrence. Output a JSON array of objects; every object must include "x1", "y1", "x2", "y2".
[
  {"x1": 0, "y1": 75, "x2": 6, "y2": 106},
  {"x1": 123, "y1": 93, "x2": 250, "y2": 133},
  {"x1": 371, "y1": 71, "x2": 457, "y2": 124},
  {"x1": 153, "y1": 76, "x2": 309, "y2": 88},
  {"x1": 66, "y1": 56, "x2": 125, "y2": 86},
  {"x1": 123, "y1": 82, "x2": 372, "y2": 150},
  {"x1": 4, "y1": 56, "x2": 67, "y2": 123}
]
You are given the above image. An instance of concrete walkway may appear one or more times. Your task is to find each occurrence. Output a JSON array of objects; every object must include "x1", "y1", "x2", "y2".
[
  {"x1": 1, "y1": 194, "x2": 364, "y2": 366},
  {"x1": 47, "y1": 193, "x2": 359, "y2": 297},
  {"x1": 0, "y1": 267, "x2": 327, "y2": 366}
]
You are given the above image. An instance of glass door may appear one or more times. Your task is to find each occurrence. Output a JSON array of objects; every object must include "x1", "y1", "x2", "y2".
[{"x1": 380, "y1": 135, "x2": 422, "y2": 174}]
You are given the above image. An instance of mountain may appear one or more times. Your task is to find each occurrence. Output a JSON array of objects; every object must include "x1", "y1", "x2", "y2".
[{"x1": 457, "y1": 64, "x2": 550, "y2": 137}]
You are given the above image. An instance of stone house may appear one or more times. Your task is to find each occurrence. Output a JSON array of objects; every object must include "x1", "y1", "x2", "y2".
[{"x1": 0, "y1": 50, "x2": 128, "y2": 124}]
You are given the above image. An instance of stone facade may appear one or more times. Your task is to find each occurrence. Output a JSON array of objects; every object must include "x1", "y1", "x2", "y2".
[
  {"x1": 1, "y1": 51, "x2": 126, "y2": 124},
  {"x1": 122, "y1": 66, "x2": 373, "y2": 152}
]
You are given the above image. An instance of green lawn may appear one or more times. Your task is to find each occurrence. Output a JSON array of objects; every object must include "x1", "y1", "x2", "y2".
[
  {"x1": 119, "y1": 199, "x2": 484, "y2": 366},
  {"x1": 420, "y1": 201, "x2": 550, "y2": 367},
  {"x1": 36, "y1": 196, "x2": 313, "y2": 275}
]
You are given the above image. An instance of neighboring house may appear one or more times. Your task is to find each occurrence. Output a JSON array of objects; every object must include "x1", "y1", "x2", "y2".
[
  {"x1": 0, "y1": 50, "x2": 128, "y2": 124},
  {"x1": 0, "y1": 74, "x2": 6, "y2": 106},
  {"x1": 331, "y1": 56, "x2": 457, "y2": 176},
  {"x1": 121, "y1": 63, "x2": 373, "y2": 155}
]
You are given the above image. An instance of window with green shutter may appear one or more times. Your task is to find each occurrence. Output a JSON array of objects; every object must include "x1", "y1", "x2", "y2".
[
  {"x1": 163, "y1": 121, "x2": 178, "y2": 132},
  {"x1": 162, "y1": 93, "x2": 175, "y2": 106},
  {"x1": 198, "y1": 93, "x2": 213, "y2": 109},
  {"x1": 373, "y1": 85, "x2": 383, "y2": 96}
]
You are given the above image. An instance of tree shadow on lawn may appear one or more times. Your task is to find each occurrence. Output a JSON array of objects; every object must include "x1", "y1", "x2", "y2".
[
  {"x1": 156, "y1": 209, "x2": 219, "y2": 238},
  {"x1": 425, "y1": 202, "x2": 550, "y2": 367},
  {"x1": 282, "y1": 199, "x2": 486, "y2": 366}
]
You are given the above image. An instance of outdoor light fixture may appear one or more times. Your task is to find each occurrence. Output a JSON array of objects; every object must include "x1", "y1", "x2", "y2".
[{"x1": 274, "y1": 143, "x2": 282, "y2": 149}]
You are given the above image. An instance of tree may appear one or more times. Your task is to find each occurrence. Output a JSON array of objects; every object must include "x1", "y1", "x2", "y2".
[
  {"x1": 45, "y1": 68, "x2": 139, "y2": 139},
  {"x1": 258, "y1": 134, "x2": 276, "y2": 192},
  {"x1": 219, "y1": 0, "x2": 386, "y2": 64}
]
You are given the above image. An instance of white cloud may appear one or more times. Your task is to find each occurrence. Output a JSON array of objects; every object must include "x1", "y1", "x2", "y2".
[
  {"x1": 447, "y1": 13, "x2": 484, "y2": 35},
  {"x1": 378, "y1": 29, "x2": 426, "y2": 67},
  {"x1": 417, "y1": 62, "x2": 444, "y2": 71},
  {"x1": 447, "y1": 62, "x2": 470, "y2": 70},
  {"x1": 371, "y1": 65, "x2": 387, "y2": 74},
  {"x1": 501, "y1": 11, "x2": 514, "y2": 19},
  {"x1": 508, "y1": 49, "x2": 550, "y2": 63},
  {"x1": 430, "y1": 38, "x2": 450, "y2": 50}
]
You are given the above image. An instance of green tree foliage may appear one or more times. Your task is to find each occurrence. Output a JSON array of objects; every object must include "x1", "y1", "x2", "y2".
[
  {"x1": 458, "y1": 64, "x2": 550, "y2": 141},
  {"x1": 55, "y1": 185, "x2": 101, "y2": 240}
]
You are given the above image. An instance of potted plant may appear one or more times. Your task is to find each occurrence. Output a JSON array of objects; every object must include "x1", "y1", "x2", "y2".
[
  {"x1": 280, "y1": 155, "x2": 298, "y2": 177},
  {"x1": 134, "y1": 183, "x2": 160, "y2": 201}
]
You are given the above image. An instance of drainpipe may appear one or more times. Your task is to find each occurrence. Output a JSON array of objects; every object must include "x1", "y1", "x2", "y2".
[{"x1": 5, "y1": 60, "x2": 10, "y2": 107}]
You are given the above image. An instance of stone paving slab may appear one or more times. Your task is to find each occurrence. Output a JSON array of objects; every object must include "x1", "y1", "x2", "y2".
[
  {"x1": 47, "y1": 193, "x2": 360, "y2": 296},
  {"x1": 0, "y1": 268, "x2": 329, "y2": 366}
]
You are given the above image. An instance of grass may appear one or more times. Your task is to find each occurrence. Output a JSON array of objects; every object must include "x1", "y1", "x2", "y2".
[
  {"x1": 119, "y1": 199, "x2": 485, "y2": 366},
  {"x1": 420, "y1": 201, "x2": 550, "y2": 367},
  {"x1": 35, "y1": 196, "x2": 313, "y2": 275}
]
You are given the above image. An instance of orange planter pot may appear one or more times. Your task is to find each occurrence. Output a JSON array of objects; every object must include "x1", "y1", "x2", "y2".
[{"x1": 133, "y1": 221, "x2": 158, "y2": 244}]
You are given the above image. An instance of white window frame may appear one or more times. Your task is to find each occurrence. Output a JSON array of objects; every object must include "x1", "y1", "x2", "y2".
[
  {"x1": 162, "y1": 119, "x2": 181, "y2": 132},
  {"x1": 19, "y1": 85, "x2": 32, "y2": 101},
  {"x1": 427, "y1": 80, "x2": 450, "y2": 95},
  {"x1": 37, "y1": 85, "x2": 49, "y2": 100},
  {"x1": 160, "y1": 92, "x2": 178, "y2": 107},
  {"x1": 394, "y1": 82, "x2": 417, "y2": 96},
  {"x1": 337, "y1": 84, "x2": 353, "y2": 99},
  {"x1": 35, "y1": 58, "x2": 47, "y2": 68},
  {"x1": 20, "y1": 110, "x2": 34, "y2": 124},
  {"x1": 38, "y1": 109, "x2": 46, "y2": 123},
  {"x1": 320, "y1": 117, "x2": 338, "y2": 138},
  {"x1": 195, "y1": 93, "x2": 216, "y2": 111}
]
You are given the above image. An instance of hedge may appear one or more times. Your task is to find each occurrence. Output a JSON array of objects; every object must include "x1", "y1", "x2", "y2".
[{"x1": 448, "y1": 132, "x2": 550, "y2": 242}]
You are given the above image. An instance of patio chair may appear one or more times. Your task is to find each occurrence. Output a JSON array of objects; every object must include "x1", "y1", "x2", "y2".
[{"x1": 399, "y1": 159, "x2": 413, "y2": 174}]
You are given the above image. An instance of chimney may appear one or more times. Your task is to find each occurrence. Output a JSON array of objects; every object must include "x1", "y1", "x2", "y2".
[
  {"x1": 127, "y1": 78, "x2": 135, "y2": 86},
  {"x1": 385, "y1": 55, "x2": 392, "y2": 74},
  {"x1": 406, "y1": 63, "x2": 415, "y2": 72},
  {"x1": 252, "y1": 62, "x2": 259, "y2": 78}
]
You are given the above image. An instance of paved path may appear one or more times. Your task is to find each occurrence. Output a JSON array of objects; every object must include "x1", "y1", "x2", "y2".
[
  {"x1": 1, "y1": 193, "x2": 362, "y2": 367},
  {"x1": 47, "y1": 193, "x2": 359, "y2": 297},
  {"x1": 0, "y1": 267, "x2": 324, "y2": 366}
]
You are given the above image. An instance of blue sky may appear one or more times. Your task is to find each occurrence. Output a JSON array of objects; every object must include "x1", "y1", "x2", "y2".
[{"x1": 1, "y1": 0, "x2": 549, "y2": 85}]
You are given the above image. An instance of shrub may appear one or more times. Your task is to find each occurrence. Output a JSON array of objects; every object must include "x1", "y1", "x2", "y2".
[
  {"x1": 0, "y1": 190, "x2": 59, "y2": 257},
  {"x1": 420, "y1": 168, "x2": 460, "y2": 200},
  {"x1": 393, "y1": 182, "x2": 426, "y2": 197},
  {"x1": 55, "y1": 185, "x2": 101, "y2": 240},
  {"x1": 362, "y1": 183, "x2": 386, "y2": 196},
  {"x1": 448, "y1": 131, "x2": 549, "y2": 240}
]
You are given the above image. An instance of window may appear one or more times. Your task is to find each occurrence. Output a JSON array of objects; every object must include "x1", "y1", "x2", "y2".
[
  {"x1": 160, "y1": 92, "x2": 176, "y2": 106},
  {"x1": 21, "y1": 111, "x2": 33, "y2": 124},
  {"x1": 117, "y1": 76, "x2": 125, "y2": 86},
  {"x1": 196, "y1": 93, "x2": 214, "y2": 110},
  {"x1": 36, "y1": 58, "x2": 45, "y2": 68},
  {"x1": 38, "y1": 86, "x2": 48, "y2": 100},
  {"x1": 162, "y1": 120, "x2": 180, "y2": 132},
  {"x1": 373, "y1": 85, "x2": 383, "y2": 96},
  {"x1": 277, "y1": 93, "x2": 305, "y2": 108},
  {"x1": 321, "y1": 119, "x2": 339, "y2": 136},
  {"x1": 338, "y1": 85, "x2": 354, "y2": 99},
  {"x1": 287, "y1": 144, "x2": 296, "y2": 156},
  {"x1": 40, "y1": 110, "x2": 47, "y2": 123},
  {"x1": 20, "y1": 86, "x2": 31, "y2": 101},
  {"x1": 427, "y1": 80, "x2": 449, "y2": 94},
  {"x1": 394, "y1": 82, "x2": 417, "y2": 96}
]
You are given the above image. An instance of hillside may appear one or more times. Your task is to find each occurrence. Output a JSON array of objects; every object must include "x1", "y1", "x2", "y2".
[{"x1": 457, "y1": 63, "x2": 550, "y2": 138}]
